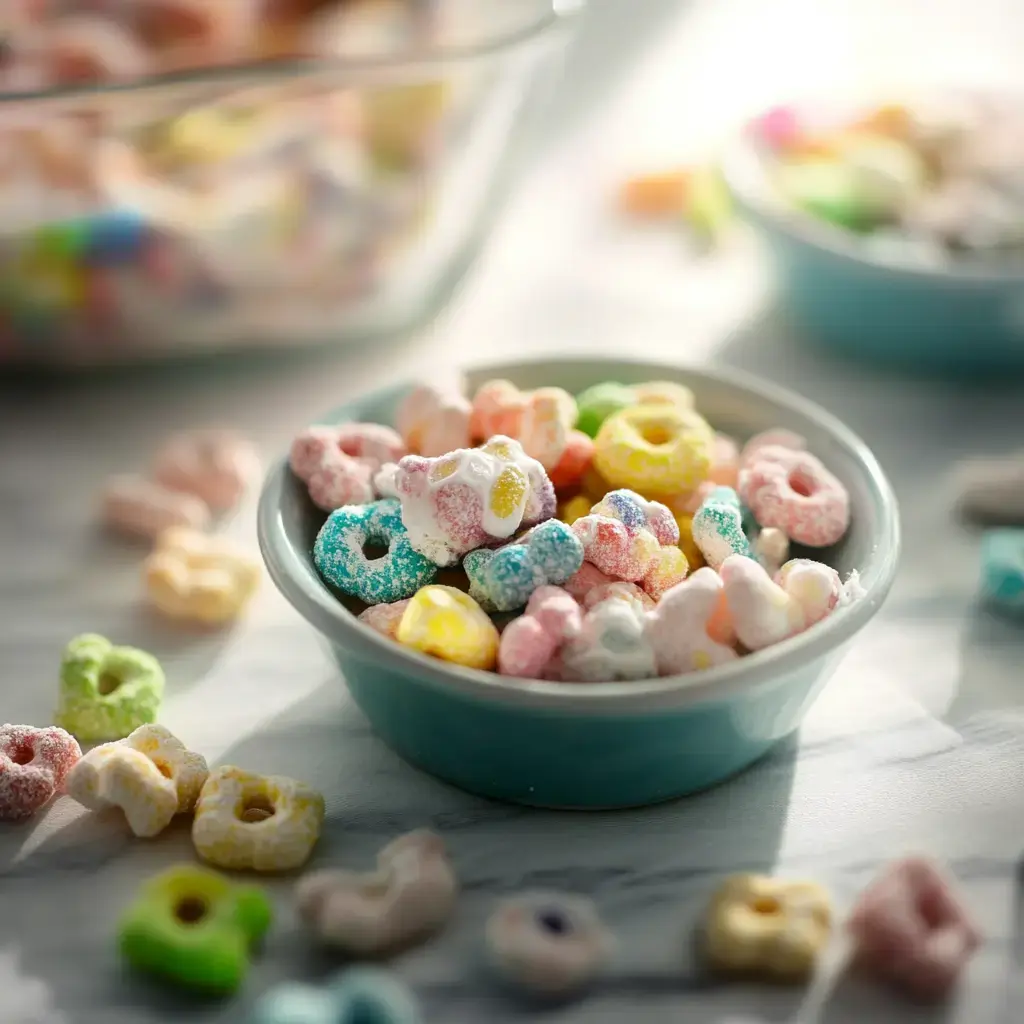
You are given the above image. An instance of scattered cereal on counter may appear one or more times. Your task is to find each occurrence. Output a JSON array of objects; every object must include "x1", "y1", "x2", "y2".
[
  {"x1": 978, "y1": 528, "x2": 1024, "y2": 616},
  {"x1": 118, "y1": 864, "x2": 272, "y2": 994},
  {"x1": 100, "y1": 473, "x2": 212, "y2": 539},
  {"x1": 952, "y1": 451, "x2": 1024, "y2": 524},
  {"x1": 0, "y1": 724, "x2": 81, "y2": 822},
  {"x1": 192, "y1": 765, "x2": 325, "y2": 872},
  {"x1": 296, "y1": 830, "x2": 457, "y2": 956},
  {"x1": 65, "y1": 724, "x2": 208, "y2": 838},
  {"x1": 152, "y1": 428, "x2": 261, "y2": 514}
]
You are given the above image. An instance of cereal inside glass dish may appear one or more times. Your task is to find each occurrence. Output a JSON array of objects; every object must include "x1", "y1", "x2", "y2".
[
  {"x1": 0, "y1": 0, "x2": 574, "y2": 366},
  {"x1": 747, "y1": 91, "x2": 1024, "y2": 269}
]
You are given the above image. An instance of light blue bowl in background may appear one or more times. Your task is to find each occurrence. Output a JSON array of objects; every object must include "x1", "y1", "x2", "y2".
[
  {"x1": 257, "y1": 357, "x2": 900, "y2": 809},
  {"x1": 723, "y1": 134, "x2": 1024, "y2": 375}
]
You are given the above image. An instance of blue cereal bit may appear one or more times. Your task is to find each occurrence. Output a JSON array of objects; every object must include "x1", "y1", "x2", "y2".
[
  {"x1": 980, "y1": 529, "x2": 1024, "y2": 617},
  {"x1": 601, "y1": 490, "x2": 647, "y2": 532},
  {"x1": 314, "y1": 499, "x2": 438, "y2": 605},
  {"x1": 691, "y1": 485, "x2": 753, "y2": 570},
  {"x1": 83, "y1": 209, "x2": 149, "y2": 266},
  {"x1": 464, "y1": 520, "x2": 584, "y2": 612},
  {"x1": 251, "y1": 966, "x2": 421, "y2": 1024}
]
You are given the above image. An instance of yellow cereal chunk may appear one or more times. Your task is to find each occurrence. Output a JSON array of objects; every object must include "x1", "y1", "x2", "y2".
[
  {"x1": 396, "y1": 586, "x2": 499, "y2": 671},
  {"x1": 674, "y1": 514, "x2": 705, "y2": 569},
  {"x1": 490, "y1": 465, "x2": 529, "y2": 520}
]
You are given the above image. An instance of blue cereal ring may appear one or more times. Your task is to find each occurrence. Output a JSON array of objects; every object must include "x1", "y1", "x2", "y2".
[
  {"x1": 464, "y1": 520, "x2": 584, "y2": 612},
  {"x1": 314, "y1": 499, "x2": 438, "y2": 605},
  {"x1": 691, "y1": 486, "x2": 753, "y2": 570},
  {"x1": 980, "y1": 529, "x2": 1024, "y2": 617}
]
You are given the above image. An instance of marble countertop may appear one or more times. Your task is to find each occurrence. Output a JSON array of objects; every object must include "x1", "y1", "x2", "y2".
[{"x1": 3, "y1": 1, "x2": 1024, "y2": 1021}]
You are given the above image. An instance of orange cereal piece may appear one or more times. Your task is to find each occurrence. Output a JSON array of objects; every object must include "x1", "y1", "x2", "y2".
[
  {"x1": 619, "y1": 170, "x2": 690, "y2": 217},
  {"x1": 549, "y1": 431, "x2": 595, "y2": 491}
]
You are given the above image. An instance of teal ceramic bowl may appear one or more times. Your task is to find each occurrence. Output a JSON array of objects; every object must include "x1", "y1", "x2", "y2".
[
  {"x1": 723, "y1": 131, "x2": 1024, "y2": 375},
  {"x1": 257, "y1": 357, "x2": 900, "y2": 809}
]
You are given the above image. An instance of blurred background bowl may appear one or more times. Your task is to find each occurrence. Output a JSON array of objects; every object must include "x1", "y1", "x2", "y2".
[
  {"x1": 0, "y1": 0, "x2": 582, "y2": 369},
  {"x1": 723, "y1": 111, "x2": 1024, "y2": 376}
]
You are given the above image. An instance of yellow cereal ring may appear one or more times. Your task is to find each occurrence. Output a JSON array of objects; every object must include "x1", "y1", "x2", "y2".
[
  {"x1": 396, "y1": 586, "x2": 499, "y2": 671},
  {"x1": 594, "y1": 405, "x2": 713, "y2": 496}
]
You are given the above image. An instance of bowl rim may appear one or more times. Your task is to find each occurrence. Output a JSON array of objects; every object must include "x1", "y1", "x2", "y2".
[
  {"x1": 0, "y1": 0, "x2": 584, "y2": 109},
  {"x1": 258, "y1": 355, "x2": 901, "y2": 715},
  {"x1": 721, "y1": 101, "x2": 1024, "y2": 287}
]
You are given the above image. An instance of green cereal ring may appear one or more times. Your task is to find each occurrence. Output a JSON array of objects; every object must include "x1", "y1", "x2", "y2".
[
  {"x1": 56, "y1": 633, "x2": 164, "y2": 742},
  {"x1": 574, "y1": 383, "x2": 637, "y2": 438}
]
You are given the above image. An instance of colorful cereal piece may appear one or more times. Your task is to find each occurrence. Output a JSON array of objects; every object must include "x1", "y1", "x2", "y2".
[
  {"x1": 631, "y1": 381, "x2": 695, "y2": 409},
  {"x1": 519, "y1": 387, "x2": 577, "y2": 470},
  {"x1": 100, "y1": 474, "x2": 212, "y2": 539},
  {"x1": 952, "y1": 451, "x2": 1024, "y2": 523},
  {"x1": 498, "y1": 586, "x2": 582, "y2": 678},
  {"x1": 619, "y1": 169, "x2": 690, "y2": 217},
  {"x1": 641, "y1": 545, "x2": 690, "y2": 601},
  {"x1": 703, "y1": 874, "x2": 832, "y2": 981},
  {"x1": 56, "y1": 633, "x2": 164, "y2": 742},
  {"x1": 252, "y1": 968, "x2": 421, "y2": 1024},
  {"x1": 395, "y1": 586, "x2": 499, "y2": 671},
  {"x1": 192, "y1": 765, "x2": 325, "y2": 872},
  {"x1": 847, "y1": 857, "x2": 981, "y2": 1003},
  {"x1": 559, "y1": 494, "x2": 593, "y2": 526},
  {"x1": 469, "y1": 379, "x2": 528, "y2": 441},
  {"x1": 485, "y1": 892, "x2": 614, "y2": 998},
  {"x1": 574, "y1": 382, "x2": 636, "y2": 438},
  {"x1": 674, "y1": 513, "x2": 705, "y2": 570},
  {"x1": 709, "y1": 432, "x2": 740, "y2": 487},
  {"x1": 314, "y1": 499, "x2": 438, "y2": 605},
  {"x1": 393, "y1": 436, "x2": 556, "y2": 567},
  {"x1": 65, "y1": 724, "x2": 207, "y2": 838},
  {"x1": 593, "y1": 403, "x2": 713, "y2": 496},
  {"x1": 581, "y1": 580, "x2": 655, "y2": 614},
  {"x1": 0, "y1": 724, "x2": 81, "y2": 822},
  {"x1": 549, "y1": 430, "x2": 595, "y2": 491},
  {"x1": 358, "y1": 599, "x2": 412, "y2": 640},
  {"x1": 553, "y1": 598, "x2": 655, "y2": 682},
  {"x1": 118, "y1": 864, "x2": 272, "y2": 995},
  {"x1": 739, "y1": 429, "x2": 806, "y2": 469},
  {"x1": 646, "y1": 568, "x2": 738, "y2": 675},
  {"x1": 754, "y1": 526, "x2": 790, "y2": 575},
  {"x1": 774, "y1": 558, "x2": 843, "y2": 625},
  {"x1": 152, "y1": 428, "x2": 261, "y2": 513},
  {"x1": 691, "y1": 486, "x2": 754, "y2": 569},
  {"x1": 739, "y1": 445, "x2": 850, "y2": 547},
  {"x1": 979, "y1": 528, "x2": 1024, "y2": 615},
  {"x1": 396, "y1": 384, "x2": 472, "y2": 457},
  {"x1": 144, "y1": 527, "x2": 261, "y2": 625},
  {"x1": 464, "y1": 520, "x2": 584, "y2": 613},
  {"x1": 296, "y1": 830, "x2": 457, "y2": 956}
]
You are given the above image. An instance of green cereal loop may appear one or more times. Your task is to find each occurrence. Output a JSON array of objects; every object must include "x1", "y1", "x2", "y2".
[
  {"x1": 574, "y1": 383, "x2": 636, "y2": 438},
  {"x1": 56, "y1": 633, "x2": 165, "y2": 743}
]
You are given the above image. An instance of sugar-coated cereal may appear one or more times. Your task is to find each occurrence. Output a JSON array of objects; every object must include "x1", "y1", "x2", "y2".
[
  {"x1": 754, "y1": 526, "x2": 790, "y2": 575},
  {"x1": 519, "y1": 387, "x2": 577, "y2": 470},
  {"x1": 56, "y1": 633, "x2": 164, "y2": 742},
  {"x1": 953, "y1": 451, "x2": 1024, "y2": 524},
  {"x1": 641, "y1": 545, "x2": 690, "y2": 601},
  {"x1": 101, "y1": 474, "x2": 212, "y2": 539},
  {"x1": 582, "y1": 581, "x2": 656, "y2": 614},
  {"x1": 691, "y1": 486, "x2": 754, "y2": 569},
  {"x1": 646, "y1": 569, "x2": 738, "y2": 675},
  {"x1": 847, "y1": 857, "x2": 981, "y2": 1003},
  {"x1": 393, "y1": 436, "x2": 556, "y2": 567},
  {"x1": 774, "y1": 558, "x2": 842, "y2": 626},
  {"x1": 559, "y1": 494, "x2": 593, "y2": 527},
  {"x1": 709, "y1": 432, "x2": 740, "y2": 487},
  {"x1": 979, "y1": 528, "x2": 1024, "y2": 615},
  {"x1": 739, "y1": 444, "x2": 850, "y2": 547},
  {"x1": 554, "y1": 598, "x2": 655, "y2": 682},
  {"x1": 498, "y1": 586, "x2": 582, "y2": 678},
  {"x1": 396, "y1": 585, "x2": 500, "y2": 670},
  {"x1": 703, "y1": 874, "x2": 833, "y2": 981},
  {"x1": 396, "y1": 384, "x2": 471, "y2": 457},
  {"x1": 144, "y1": 526, "x2": 261, "y2": 625},
  {"x1": 562, "y1": 561, "x2": 616, "y2": 604},
  {"x1": 66, "y1": 724, "x2": 207, "y2": 838},
  {"x1": 549, "y1": 430, "x2": 596, "y2": 491},
  {"x1": 152, "y1": 428, "x2": 261, "y2": 513},
  {"x1": 0, "y1": 724, "x2": 81, "y2": 821},
  {"x1": 739, "y1": 429, "x2": 807, "y2": 469},
  {"x1": 358, "y1": 599, "x2": 412, "y2": 640},
  {"x1": 485, "y1": 891, "x2": 615, "y2": 998},
  {"x1": 631, "y1": 381, "x2": 695, "y2": 408},
  {"x1": 296, "y1": 830, "x2": 457, "y2": 956},
  {"x1": 469, "y1": 379, "x2": 528, "y2": 441},
  {"x1": 192, "y1": 765, "x2": 325, "y2": 872},
  {"x1": 464, "y1": 520, "x2": 584, "y2": 613},
  {"x1": 119, "y1": 864, "x2": 272, "y2": 995},
  {"x1": 674, "y1": 513, "x2": 705, "y2": 570},
  {"x1": 593, "y1": 402, "x2": 713, "y2": 495},
  {"x1": 252, "y1": 968, "x2": 421, "y2": 1024},
  {"x1": 574, "y1": 382, "x2": 637, "y2": 438},
  {"x1": 314, "y1": 499, "x2": 438, "y2": 605}
]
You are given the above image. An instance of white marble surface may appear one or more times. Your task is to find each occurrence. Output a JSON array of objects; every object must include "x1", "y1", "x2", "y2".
[{"x1": 3, "y1": 1, "x2": 1024, "y2": 1021}]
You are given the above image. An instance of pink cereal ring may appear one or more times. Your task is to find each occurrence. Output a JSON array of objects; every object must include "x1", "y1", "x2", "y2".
[
  {"x1": 0, "y1": 724, "x2": 82, "y2": 821},
  {"x1": 738, "y1": 445, "x2": 850, "y2": 547},
  {"x1": 739, "y1": 429, "x2": 806, "y2": 469},
  {"x1": 101, "y1": 474, "x2": 211, "y2": 538},
  {"x1": 153, "y1": 428, "x2": 261, "y2": 513},
  {"x1": 519, "y1": 387, "x2": 578, "y2": 471},
  {"x1": 469, "y1": 380, "x2": 527, "y2": 442},
  {"x1": 396, "y1": 385, "x2": 471, "y2": 457},
  {"x1": 498, "y1": 586, "x2": 582, "y2": 678},
  {"x1": 289, "y1": 425, "x2": 387, "y2": 512}
]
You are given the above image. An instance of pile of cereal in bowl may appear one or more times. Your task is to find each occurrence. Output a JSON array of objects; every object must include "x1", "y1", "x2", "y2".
[
  {"x1": 293, "y1": 378, "x2": 864, "y2": 682},
  {"x1": 748, "y1": 92, "x2": 1024, "y2": 267}
]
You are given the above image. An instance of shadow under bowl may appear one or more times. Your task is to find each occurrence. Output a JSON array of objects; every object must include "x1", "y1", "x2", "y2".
[{"x1": 257, "y1": 356, "x2": 900, "y2": 809}]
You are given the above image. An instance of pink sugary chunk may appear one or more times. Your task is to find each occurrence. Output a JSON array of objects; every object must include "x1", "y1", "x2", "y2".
[
  {"x1": 709, "y1": 433, "x2": 740, "y2": 488},
  {"x1": 358, "y1": 600, "x2": 411, "y2": 640},
  {"x1": 498, "y1": 586, "x2": 582, "y2": 678},
  {"x1": 739, "y1": 429, "x2": 807, "y2": 469},
  {"x1": 336, "y1": 423, "x2": 406, "y2": 471},
  {"x1": 562, "y1": 562, "x2": 616, "y2": 604},
  {"x1": 290, "y1": 424, "x2": 393, "y2": 512},
  {"x1": 0, "y1": 724, "x2": 82, "y2": 822},
  {"x1": 307, "y1": 457, "x2": 375, "y2": 512},
  {"x1": 433, "y1": 482, "x2": 488, "y2": 551},
  {"x1": 848, "y1": 857, "x2": 982, "y2": 1003},
  {"x1": 571, "y1": 516, "x2": 657, "y2": 582}
]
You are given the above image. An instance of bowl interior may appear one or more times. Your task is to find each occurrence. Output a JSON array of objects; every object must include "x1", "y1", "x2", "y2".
[{"x1": 262, "y1": 356, "x2": 900, "y2": 710}]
